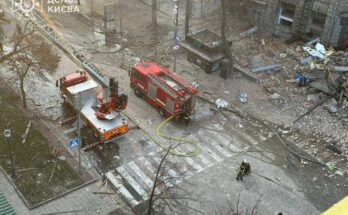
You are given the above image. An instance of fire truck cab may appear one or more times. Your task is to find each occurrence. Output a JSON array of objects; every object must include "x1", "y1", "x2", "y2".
[{"x1": 130, "y1": 62, "x2": 197, "y2": 120}]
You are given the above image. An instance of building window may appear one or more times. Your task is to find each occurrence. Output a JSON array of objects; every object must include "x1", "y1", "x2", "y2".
[
  {"x1": 252, "y1": 9, "x2": 262, "y2": 24},
  {"x1": 278, "y1": 3, "x2": 295, "y2": 27},
  {"x1": 310, "y1": 12, "x2": 326, "y2": 36}
]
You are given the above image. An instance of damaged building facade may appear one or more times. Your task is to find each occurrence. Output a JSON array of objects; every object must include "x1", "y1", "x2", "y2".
[{"x1": 248, "y1": 0, "x2": 348, "y2": 48}]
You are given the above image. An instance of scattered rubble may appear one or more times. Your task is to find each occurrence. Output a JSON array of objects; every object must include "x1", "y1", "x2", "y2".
[
  {"x1": 252, "y1": 64, "x2": 281, "y2": 73},
  {"x1": 239, "y1": 26, "x2": 258, "y2": 38},
  {"x1": 238, "y1": 93, "x2": 248, "y2": 103},
  {"x1": 215, "y1": 98, "x2": 228, "y2": 109}
]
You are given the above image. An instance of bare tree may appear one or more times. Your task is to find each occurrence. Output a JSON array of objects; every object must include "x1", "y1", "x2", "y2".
[
  {"x1": 220, "y1": 0, "x2": 233, "y2": 79},
  {"x1": 7, "y1": 23, "x2": 60, "y2": 108},
  {"x1": 147, "y1": 146, "x2": 200, "y2": 215},
  {"x1": 0, "y1": 22, "x2": 36, "y2": 64},
  {"x1": 225, "y1": 193, "x2": 262, "y2": 215}
]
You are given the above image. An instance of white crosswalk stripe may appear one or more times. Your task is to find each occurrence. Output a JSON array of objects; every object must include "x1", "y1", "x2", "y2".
[
  {"x1": 197, "y1": 130, "x2": 235, "y2": 158},
  {"x1": 197, "y1": 152, "x2": 214, "y2": 167},
  {"x1": 213, "y1": 143, "x2": 233, "y2": 157},
  {"x1": 106, "y1": 172, "x2": 140, "y2": 206},
  {"x1": 106, "y1": 128, "x2": 254, "y2": 208},
  {"x1": 138, "y1": 156, "x2": 157, "y2": 176},
  {"x1": 183, "y1": 156, "x2": 203, "y2": 172},
  {"x1": 204, "y1": 145, "x2": 223, "y2": 162},
  {"x1": 128, "y1": 161, "x2": 154, "y2": 189},
  {"x1": 203, "y1": 135, "x2": 234, "y2": 158},
  {"x1": 152, "y1": 155, "x2": 181, "y2": 185},
  {"x1": 117, "y1": 166, "x2": 148, "y2": 200}
]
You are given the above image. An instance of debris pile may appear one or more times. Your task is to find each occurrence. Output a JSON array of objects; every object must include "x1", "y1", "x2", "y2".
[{"x1": 246, "y1": 39, "x2": 348, "y2": 157}]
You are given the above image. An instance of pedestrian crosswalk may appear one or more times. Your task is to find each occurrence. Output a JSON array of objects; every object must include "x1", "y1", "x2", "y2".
[{"x1": 106, "y1": 128, "x2": 258, "y2": 207}]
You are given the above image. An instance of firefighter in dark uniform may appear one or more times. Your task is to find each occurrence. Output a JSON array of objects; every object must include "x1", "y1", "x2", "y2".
[{"x1": 236, "y1": 159, "x2": 251, "y2": 180}]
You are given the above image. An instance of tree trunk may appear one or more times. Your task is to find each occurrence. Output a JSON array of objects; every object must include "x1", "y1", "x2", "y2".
[
  {"x1": 20, "y1": 78, "x2": 27, "y2": 109},
  {"x1": 220, "y1": 0, "x2": 233, "y2": 78},
  {"x1": 185, "y1": 0, "x2": 191, "y2": 35},
  {"x1": 147, "y1": 146, "x2": 172, "y2": 215},
  {"x1": 152, "y1": 0, "x2": 157, "y2": 28}
]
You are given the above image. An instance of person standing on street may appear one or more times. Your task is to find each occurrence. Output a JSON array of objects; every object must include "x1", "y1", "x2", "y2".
[{"x1": 236, "y1": 159, "x2": 251, "y2": 181}]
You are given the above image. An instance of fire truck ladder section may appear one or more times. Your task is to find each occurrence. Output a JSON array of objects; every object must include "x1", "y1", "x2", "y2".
[{"x1": 147, "y1": 73, "x2": 179, "y2": 99}]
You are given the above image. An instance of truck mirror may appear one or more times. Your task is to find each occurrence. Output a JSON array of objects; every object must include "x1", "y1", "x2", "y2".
[
  {"x1": 56, "y1": 80, "x2": 59, "y2": 87},
  {"x1": 128, "y1": 69, "x2": 131, "y2": 76}
]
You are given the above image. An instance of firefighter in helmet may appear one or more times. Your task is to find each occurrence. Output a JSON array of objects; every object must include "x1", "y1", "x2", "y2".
[{"x1": 236, "y1": 159, "x2": 251, "y2": 181}]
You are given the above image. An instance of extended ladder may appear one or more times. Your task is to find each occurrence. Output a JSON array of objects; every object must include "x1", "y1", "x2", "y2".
[{"x1": 147, "y1": 73, "x2": 179, "y2": 99}]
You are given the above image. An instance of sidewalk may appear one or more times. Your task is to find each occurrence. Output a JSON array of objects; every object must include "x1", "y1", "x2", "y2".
[{"x1": 0, "y1": 170, "x2": 122, "y2": 215}]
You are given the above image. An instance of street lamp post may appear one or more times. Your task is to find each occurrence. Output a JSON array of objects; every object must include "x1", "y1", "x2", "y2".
[
  {"x1": 76, "y1": 93, "x2": 82, "y2": 175},
  {"x1": 3, "y1": 129, "x2": 16, "y2": 179},
  {"x1": 173, "y1": 0, "x2": 179, "y2": 72}
]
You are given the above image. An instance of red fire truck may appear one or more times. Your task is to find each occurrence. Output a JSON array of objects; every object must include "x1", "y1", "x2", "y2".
[{"x1": 129, "y1": 62, "x2": 197, "y2": 120}]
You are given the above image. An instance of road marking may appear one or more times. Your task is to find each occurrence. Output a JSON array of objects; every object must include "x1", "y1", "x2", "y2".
[
  {"x1": 197, "y1": 152, "x2": 214, "y2": 167},
  {"x1": 183, "y1": 157, "x2": 203, "y2": 172},
  {"x1": 139, "y1": 157, "x2": 156, "y2": 176},
  {"x1": 204, "y1": 145, "x2": 223, "y2": 162},
  {"x1": 152, "y1": 155, "x2": 181, "y2": 186},
  {"x1": 128, "y1": 161, "x2": 154, "y2": 190},
  {"x1": 213, "y1": 143, "x2": 233, "y2": 158},
  {"x1": 117, "y1": 166, "x2": 148, "y2": 200},
  {"x1": 105, "y1": 172, "x2": 139, "y2": 207}
]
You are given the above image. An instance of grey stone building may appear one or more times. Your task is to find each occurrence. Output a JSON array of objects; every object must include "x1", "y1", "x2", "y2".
[{"x1": 248, "y1": 0, "x2": 348, "y2": 48}]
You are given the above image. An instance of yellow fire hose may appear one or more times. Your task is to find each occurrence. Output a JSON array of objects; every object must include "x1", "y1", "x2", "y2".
[
  {"x1": 155, "y1": 116, "x2": 200, "y2": 157},
  {"x1": 123, "y1": 112, "x2": 200, "y2": 157}
]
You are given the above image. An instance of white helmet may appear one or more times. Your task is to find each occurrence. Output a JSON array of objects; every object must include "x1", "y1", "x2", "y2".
[{"x1": 243, "y1": 159, "x2": 247, "y2": 163}]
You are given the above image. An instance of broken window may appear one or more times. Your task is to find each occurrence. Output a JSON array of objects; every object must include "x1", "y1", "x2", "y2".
[
  {"x1": 310, "y1": 12, "x2": 326, "y2": 36},
  {"x1": 252, "y1": 9, "x2": 262, "y2": 24},
  {"x1": 278, "y1": 3, "x2": 295, "y2": 27}
]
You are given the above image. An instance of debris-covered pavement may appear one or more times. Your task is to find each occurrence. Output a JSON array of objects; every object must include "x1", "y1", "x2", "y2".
[{"x1": 0, "y1": 0, "x2": 347, "y2": 215}]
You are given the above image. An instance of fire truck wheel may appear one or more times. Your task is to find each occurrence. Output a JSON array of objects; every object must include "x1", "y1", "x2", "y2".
[
  {"x1": 158, "y1": 107, "x2": 165, "y2": 117},
  {"x1": 134, "y1": 87, "x2": 142, "y2": 97}
]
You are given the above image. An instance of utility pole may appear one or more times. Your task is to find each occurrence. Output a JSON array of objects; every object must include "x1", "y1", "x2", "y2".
[
  {"x1": 185, "y1": 0, "x2": 191, "y2": 35},
  {"x1": 3, "y1": 129, "x2": 16, "y2": 179},
  {"x1": 77, "y1": 94, "x2": 82, "y2": 175},
  {"x1": 173, "y1": 0, "x2": 179, "y2": 72}
]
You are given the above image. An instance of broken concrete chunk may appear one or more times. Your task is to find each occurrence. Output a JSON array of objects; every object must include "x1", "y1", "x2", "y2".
[
  {"x1": 315, "y1": 42, "x2": 326, "y2": 56},
  {"x1": 335, "y1": 170, "x2": 345, "y2": 176},
  {"x1": 239, "y1": 26, "x2": 258, "y2": 38},
  {"x1": 303, "y1": 47, "x2": 325, "y2": 59},
  {"x1": 300, "y1": 56, "x2": 313, "y2": 65},
  {"x1": 215, "y1": 99, "x2": 228, "y2": 109},
  {"x1": 326, "y1": 162, "x2": 337, "y2": 171},
  {"x1": 252, "y1": 64, "x2": 281, "y2": 73},
  {"x1": 58, "y1": 156, "x2": 66, "y2": 161},
  {"x1": 238, "y1": 93, "x2": 248, "y2": 103},
  {"x1": 305, "y1": 38, "x2": 320, "y2": 46},
  {"x1": 333, "y1": 66, "x2": 348, "y2": 73},
  {"x1": 327, "y1": 98, "x2": 338, "y2": 113},
  {"x1": 270, "y1": 93, "x2": 280, "y2": 100}
]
